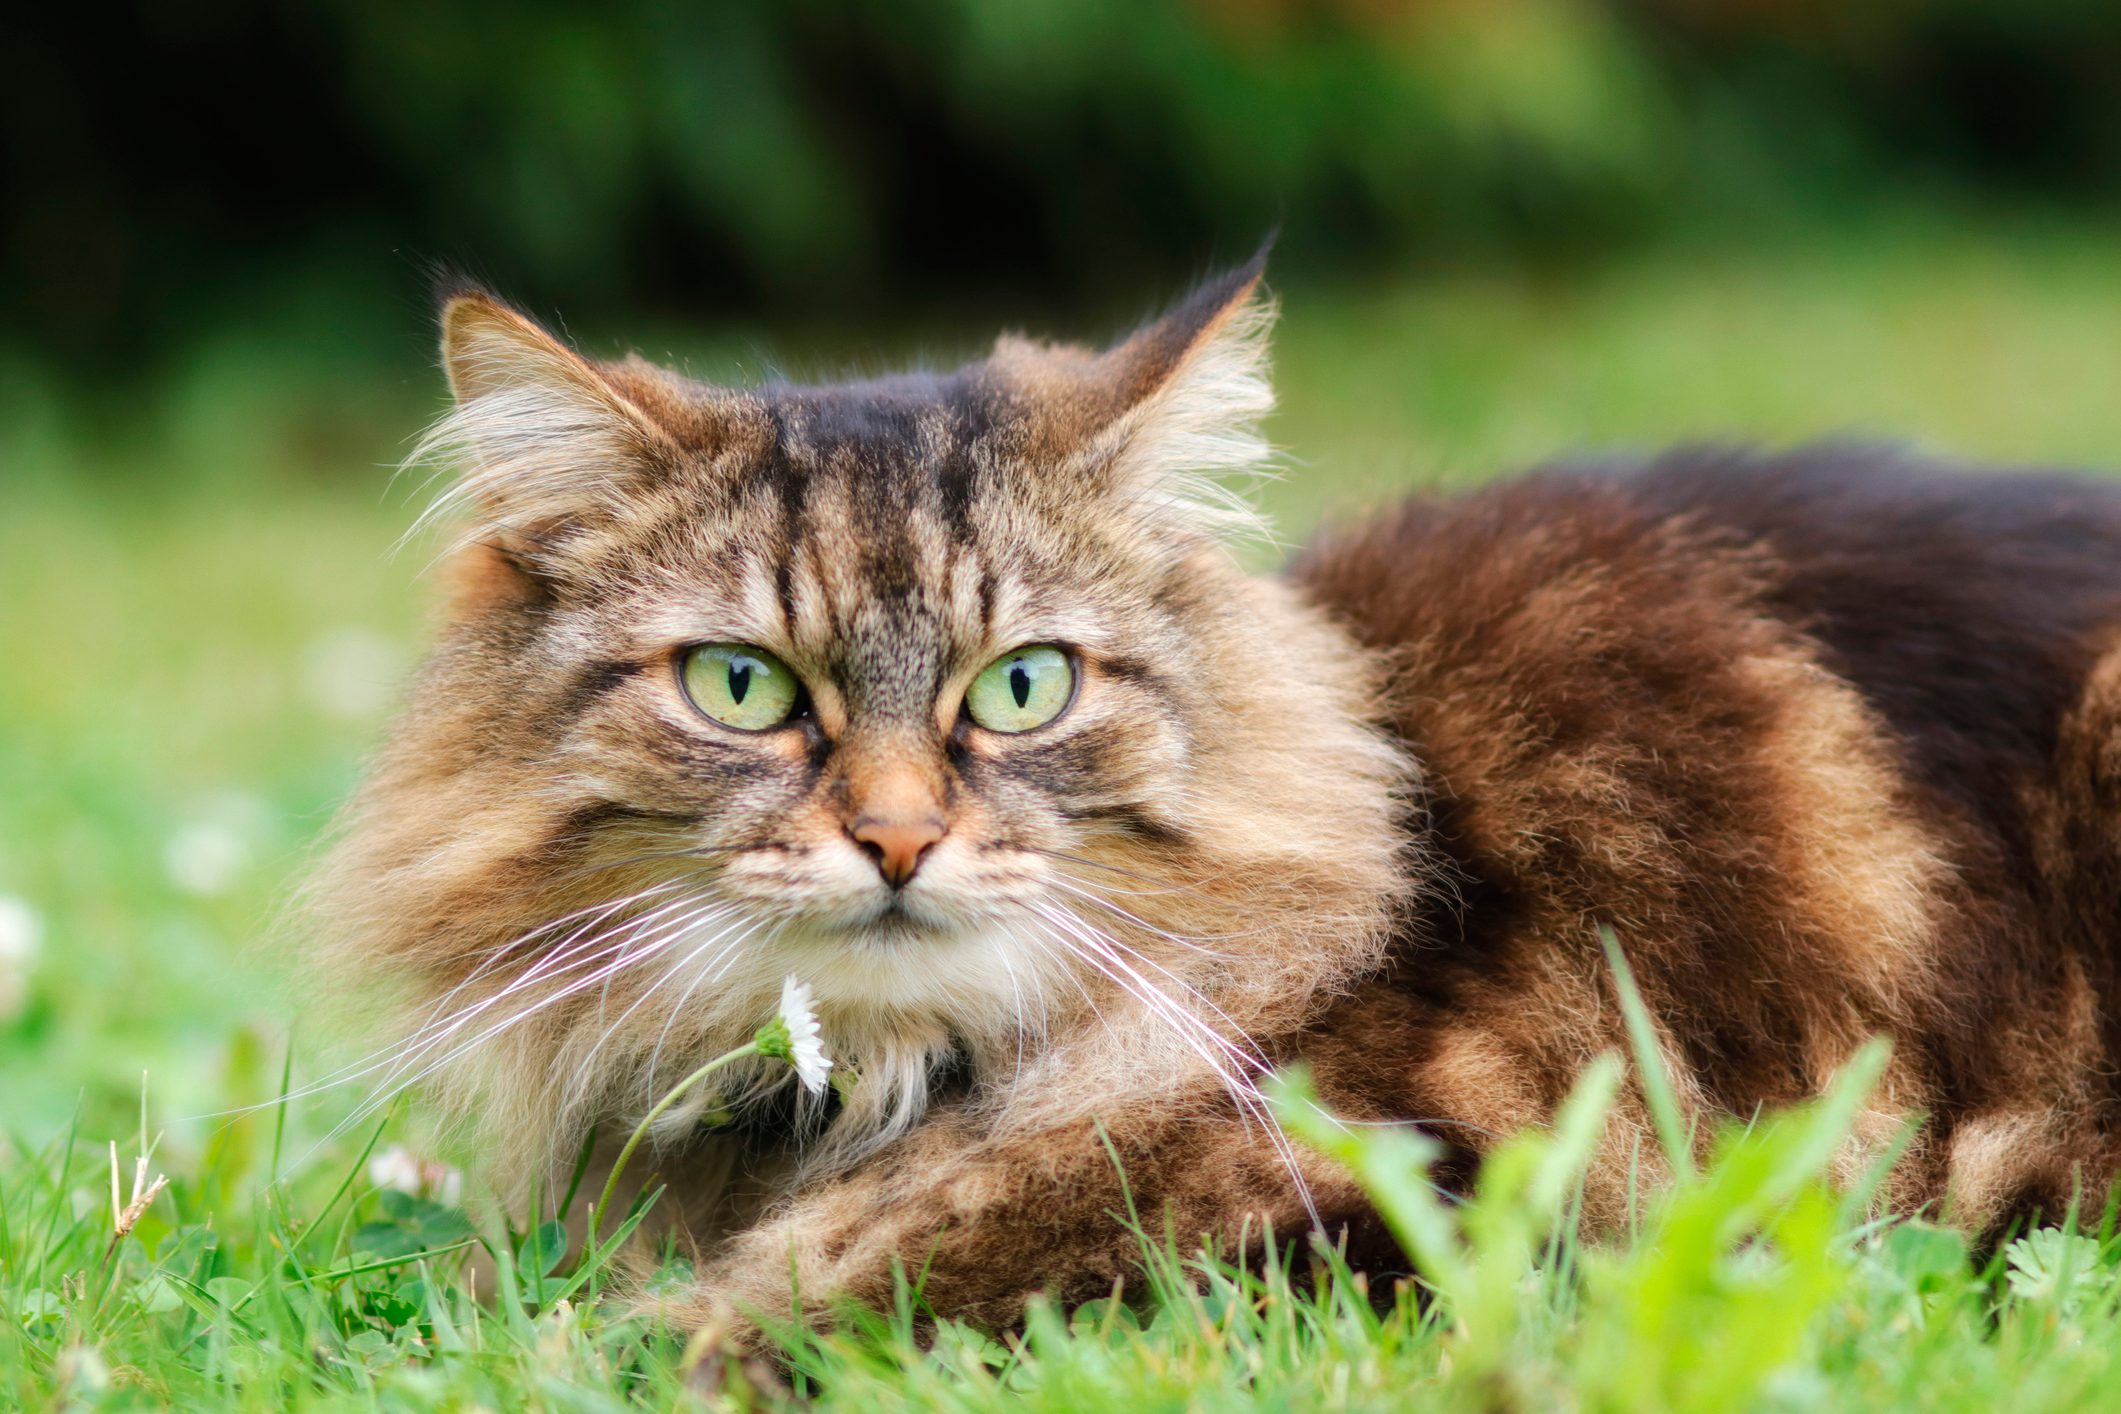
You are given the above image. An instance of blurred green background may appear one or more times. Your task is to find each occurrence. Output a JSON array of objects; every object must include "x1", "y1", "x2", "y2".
[{"x1": 8, "y1": 0, "x2": 2121, "y2": 1154}]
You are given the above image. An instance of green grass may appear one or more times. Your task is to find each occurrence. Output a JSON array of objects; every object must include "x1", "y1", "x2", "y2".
[{"x1": 11, "y1": 219, "x2": 2121, "y2": 1407}]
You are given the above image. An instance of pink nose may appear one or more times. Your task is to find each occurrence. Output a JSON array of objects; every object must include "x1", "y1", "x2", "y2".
[{"x1": 850, "y1": 816, "x2": 945, "y2": 888}]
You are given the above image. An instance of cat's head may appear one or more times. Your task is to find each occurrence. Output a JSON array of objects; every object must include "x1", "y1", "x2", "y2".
[{"x1": 312, "y1": 257, "x2": 1410, "y2": 1177}]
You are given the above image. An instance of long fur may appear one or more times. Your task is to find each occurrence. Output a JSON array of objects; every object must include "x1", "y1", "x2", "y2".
[{"x1": 307, "y1": 262, "x2": 2121, "y2": 1340}]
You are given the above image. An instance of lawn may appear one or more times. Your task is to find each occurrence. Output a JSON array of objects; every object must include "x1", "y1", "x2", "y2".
[{"x1": 10, "y1": 220, "x2": 2121, "y2": 1408}]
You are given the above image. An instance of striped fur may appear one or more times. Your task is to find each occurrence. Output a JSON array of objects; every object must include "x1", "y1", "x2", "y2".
[{"x1": 310, "y1": 259, "x2": 2121, "y2": 1342}]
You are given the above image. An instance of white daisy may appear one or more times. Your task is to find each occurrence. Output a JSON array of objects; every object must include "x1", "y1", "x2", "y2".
[
  {"x1": 368, "y1": 1144, "x2": 464, "y2": 1205},
  {"x1": 0, "y1": 895, "x2": 42, "y2": 1023},
  {"x1": 777, "y1": 974, "x2": 832, "y2": 1096}
]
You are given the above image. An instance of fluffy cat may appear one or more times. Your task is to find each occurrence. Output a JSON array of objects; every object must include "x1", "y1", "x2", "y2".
[{"x1": 312, "y1": 253, "x2": 2121, "y2": 1337}]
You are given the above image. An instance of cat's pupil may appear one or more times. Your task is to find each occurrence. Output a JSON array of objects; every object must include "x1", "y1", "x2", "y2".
[
  {"x1": 1010, "y1": 662, "x2": 1031, "y2": 709},
  {"x1": 729, "y1": 662, "x2": 752, "y2": 705}
]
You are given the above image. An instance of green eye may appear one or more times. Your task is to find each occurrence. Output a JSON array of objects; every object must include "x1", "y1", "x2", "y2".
[
  {"x1": 964, "y1": 646, "x2": 1074, "y2": 733},
  {"x1": 679, "y1": 643, "x2": 803, "y2": 731}
]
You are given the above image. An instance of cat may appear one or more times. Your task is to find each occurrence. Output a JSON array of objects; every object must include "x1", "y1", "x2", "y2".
[{"x1": 310, "y1": 252, "x2": 2121, "y2": 1340}]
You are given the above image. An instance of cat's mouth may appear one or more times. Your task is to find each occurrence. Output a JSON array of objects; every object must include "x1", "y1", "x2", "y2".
[
  {"x1": 841, "y1": 890, "x2": 974, "y2": 941},
  {"x1": 792, "y1": 881, "x2": 1036, "y2": 950},
  {"x1": 874, "y1": 896, "x2": 920, "y2": 925},
  {"x1": 751, "y1": 881, "x2": 961, "y2": 945}
]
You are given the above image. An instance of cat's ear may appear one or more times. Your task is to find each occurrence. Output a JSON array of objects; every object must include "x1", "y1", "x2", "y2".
[
  {"x1": 994, "y1": 251, "x2": 1277, "y2": 542},
  {"x1": 412, "y1": 286, "x2": 676, "y2": 555}
]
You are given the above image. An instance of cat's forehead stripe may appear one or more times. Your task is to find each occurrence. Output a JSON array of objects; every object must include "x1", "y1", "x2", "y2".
[{"x1": 563, "y1": 371, "x2": 1190, "y2": 724}]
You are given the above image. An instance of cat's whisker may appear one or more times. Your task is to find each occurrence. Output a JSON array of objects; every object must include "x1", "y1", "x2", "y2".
[
  {"x1": 575, "y1": 897, "x2": 739, "y2": 1034},
  {"x1": 425, "y1": 885, "x2": 696, "y2": 1027},
  {"x1": 579, "y1": 912, "x2": 770, "y2": 1109},
  {"x1": 991, "y1": 928, "x2": 1036, "y2": 1084},
  {"x1": 224, "y1": 885, "x2": 693, "y2": 1117},
  {"x1": 1020, "y1": 919, "x2": 1163, "y2": 1068},
  {"x1": 1055, "y1": 875, "x2": 1285, "y2": 946},
  {"x1": 1028, "y1": 900, "x2": 1323, "y2": 1223},
  {"x1": 641, "y1": 922, "x2": 762, "y2": 1083},
  {"x1": 1040, "y1": 875, "x2": 1249, "y2": 953},
  {"x1": 422, "y1": 885, "x2": 701, "y2": 1023},
  {"x1": 555, "y1": 901, "x2": 743, "y2": 1064},
  {"x1": 1038, "y1": 901, "x2": 1273, "y2": 1072},
  {"x1": 1096, "y1": 941, "x2": 1275, "y2": 1076},
  {"x1": 339, "y1": 897, "x2": 731, "y2": 1131},
  {"x1": 1029, "y1": 906, "x2": 1265, "y2": 1101},
  {"x1": 634, "y1": 923, "x2": 788, "y2": 1129},
  {"x1": 568, "y1": 907, "x2": 759, "y2": 1085},
  {"x1": 206, "y1": 897, "x2": 686, "y2": 1125},
  {"x1": 387, "y1": 891, "x2": 719, "y2": 1070},
  {"x1": 1027, "y1": 912, "x2": 1320, "y2": 1223},
  {"x1": 1010, "y1": 923, "x2": 1108, "y2": 1037},
  {"x1": 1041, "y1": 948, "x2": 1264, "y2": 1120}
]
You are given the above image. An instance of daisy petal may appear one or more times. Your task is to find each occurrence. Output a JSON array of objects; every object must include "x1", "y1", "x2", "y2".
[{"x1": 778, "y1": 975, "x2": 832, "y2": 1096}]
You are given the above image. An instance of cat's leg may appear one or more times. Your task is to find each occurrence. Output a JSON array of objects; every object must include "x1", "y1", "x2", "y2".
[{"x1": 657, "y1": 1082, "x2": 1367, "y2": 1341}]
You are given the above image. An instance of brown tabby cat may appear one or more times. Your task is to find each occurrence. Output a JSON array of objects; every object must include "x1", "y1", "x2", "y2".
[{"x1": 311, "y1": 253, "x2": 2121, "y2": 1338}]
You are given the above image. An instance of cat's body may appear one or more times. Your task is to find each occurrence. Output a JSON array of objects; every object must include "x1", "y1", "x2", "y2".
[
  {"x1": 314, "y1": 258, "x2": 2121, "y2": 1337},
  {"x1": 1297, "y1": 449, "x2": 2121, "y2": 1243}
]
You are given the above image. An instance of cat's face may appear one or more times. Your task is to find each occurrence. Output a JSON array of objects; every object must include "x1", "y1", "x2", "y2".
[
  {"x1": 316, "y1": 260, "x2": 1408, "y2": 1170},
  {"x1": 478, "y1": 369, "x2": 1233, "y2": 1022}
]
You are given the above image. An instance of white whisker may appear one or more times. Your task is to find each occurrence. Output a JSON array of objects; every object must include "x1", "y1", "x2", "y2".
[
  {"x1": 358, "y1": 891, "x2": 721, "y2": 1097},
  {"x1": 1043, "y1": 874, "x2": 1248, "y2": 953},
  {"x1": 195, "y1": 884, "x2": 697, "y2": 1123},
  {"x1": 417, "y1": 882, "x2": 687, "y2": 1028},
  {"x1": 1036, "y1": 903, "x2": 1266, "y2": 1073},
  {"x1": 993, "y1": 930, "x2": 1034, "y2": 1084},
  {"x1": 330, "y1": 895, "x2": 728, "y2": 1135},
  {"x1": 574, "y1": 913, "x2": 768, "y2": 1111},
  {"x1": 1029, "y1": 901, "x2": 1320, "y2": 1225},
  {"x1": 1027, "y1": 908, "x2": 1256, "y2": 1100}
]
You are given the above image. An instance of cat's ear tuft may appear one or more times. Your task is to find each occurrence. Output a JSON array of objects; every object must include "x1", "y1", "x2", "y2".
[
  {"x1": 1104, "y1": 249, "x2": 1274, "y2": 408},
  {"x1": 999, "y1": 250, "x2": 1279, "y2": 544},
  {"x1": 410, "y1": 290, "x2": 673, "y2": 557},
  {"x1": 440, "y1": 290, "x2": 595, "y2": 405}
]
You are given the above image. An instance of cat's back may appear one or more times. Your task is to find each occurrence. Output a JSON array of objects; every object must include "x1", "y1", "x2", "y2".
[{"x1": 1295, "y1": 444, "x2": 2121, "y2": 842}]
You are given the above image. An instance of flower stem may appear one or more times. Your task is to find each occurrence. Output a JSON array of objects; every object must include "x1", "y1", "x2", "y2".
[{"x1": 589, "y1": 1040, "x2": 762, "y2": 1255}]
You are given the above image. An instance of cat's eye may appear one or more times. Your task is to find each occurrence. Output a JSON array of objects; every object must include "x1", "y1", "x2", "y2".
[
  {"x1": 964, "y1": 646, "x2": 1075, "y2": 733},
  {"x1": 679, "y1": 643, "x2": 803, "y2": 731}
]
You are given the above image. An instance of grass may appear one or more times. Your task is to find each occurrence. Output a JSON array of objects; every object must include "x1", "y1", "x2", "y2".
[{"x1": 11, "y1": 218, "x2": 2121, "y2": 1407}]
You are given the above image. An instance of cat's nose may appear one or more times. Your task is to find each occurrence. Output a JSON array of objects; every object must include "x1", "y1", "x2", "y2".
[{"x1": 849, "y1": 816, "x2": 946, "y2": 889}]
